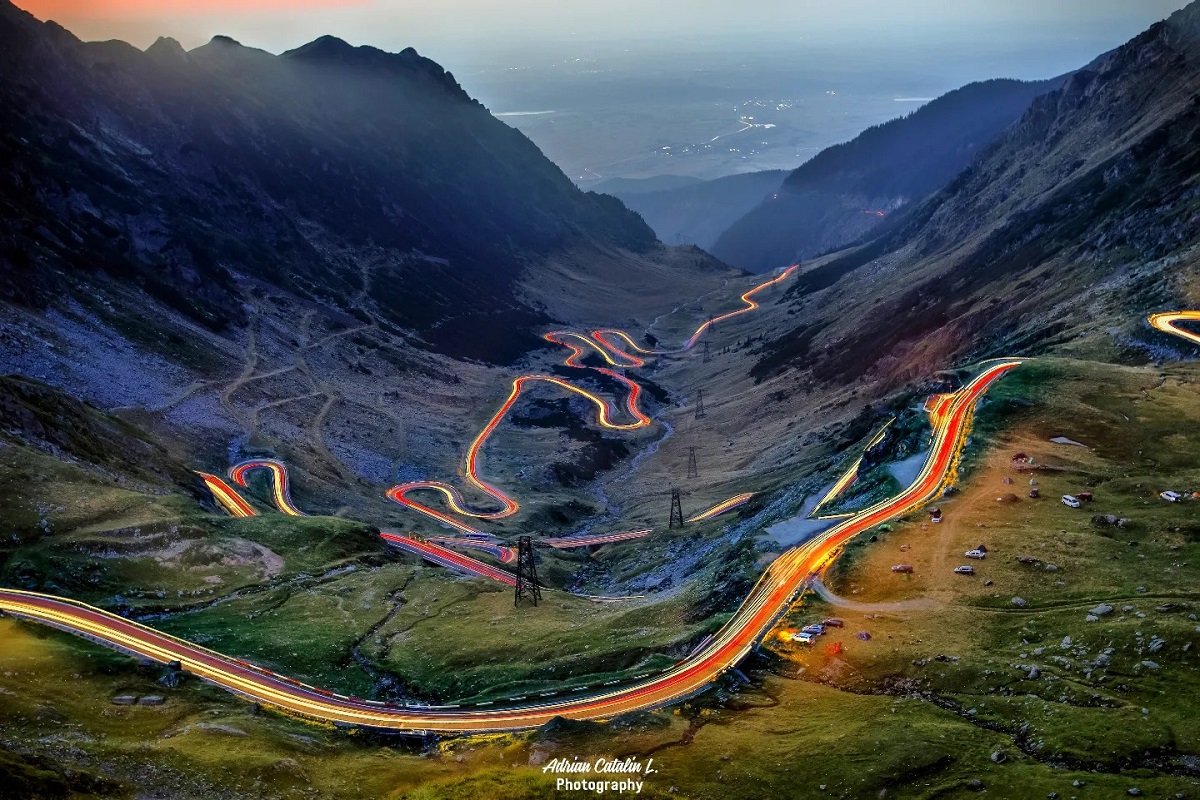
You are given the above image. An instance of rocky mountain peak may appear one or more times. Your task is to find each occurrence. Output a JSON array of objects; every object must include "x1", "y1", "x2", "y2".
[{"x1": 145, "y1": 35, "x2": 186, "y2": 62}]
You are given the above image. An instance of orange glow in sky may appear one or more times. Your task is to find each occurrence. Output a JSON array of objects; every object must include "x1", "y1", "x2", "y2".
[{"x1": 17, "y1": 0, "x2": 368, "y2": 14}]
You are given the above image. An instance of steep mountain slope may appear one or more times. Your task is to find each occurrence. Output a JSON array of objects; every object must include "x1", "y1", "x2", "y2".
[
  {"x1": 0, "y1": 2, "x2": 664, "y2": 364},
  {"x1": 604, "y1": 170, "x2": 788, "y2": 251},
  {"x1": 752, "y1": 1, "x2": 1200, "y2": 387},
  {"x1": 712, "y1": 78, "x2": 1065, "y2": 272}
]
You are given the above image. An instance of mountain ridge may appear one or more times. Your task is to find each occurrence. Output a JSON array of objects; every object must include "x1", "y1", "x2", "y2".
[
  {"x1": 750, "y1": 0, "x2": 1200, "y2": 386},
  {"x1": 710, "y1": 77, "x2": 1068, "y2": 271},
  {"x1": 0, "y1": 0, "x2": 678, "y2": 365}
]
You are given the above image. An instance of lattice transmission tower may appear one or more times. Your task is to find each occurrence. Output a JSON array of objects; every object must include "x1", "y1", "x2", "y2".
[
  {"x1": 669, "y1": 488, "x2": 685, "y2": 529},
  {"x1": 514, "y1": 536, "x2": 541, "y2": 607}
]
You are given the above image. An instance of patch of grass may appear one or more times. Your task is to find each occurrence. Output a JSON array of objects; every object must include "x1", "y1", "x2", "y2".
[
  {"x1": 156, "y1": 564, "x2": 414, "y2": 696},
  {"x1": 364, "y1": 576, "x2": 716, "y2": 702}
]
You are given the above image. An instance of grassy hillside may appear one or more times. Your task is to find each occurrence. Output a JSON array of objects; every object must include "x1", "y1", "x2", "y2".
[{"x1": 5, "y1": 347, "x2": 1200, "y2": 799}]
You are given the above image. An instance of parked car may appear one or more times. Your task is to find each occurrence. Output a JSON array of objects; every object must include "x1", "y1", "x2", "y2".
[
  {"x1": 795, "y1": 632, "x2": 815, "y2": 644},
  {"x1": 1161, "y1": 490, "x2": 1182, "y2": 503},
  {"x1": 1061, "y1": 495, "x2": 1081, "y2": 508},
  {"x1": 822, "y1": 618, "x2": 845, "y2": 628},
  {"x1": 954, "y1": 565, "x2": 976, "y2": 575},
  {"x1": 802, "y1": 624, "x2": 826, "y2": 636},
  {"x1": 965, "y1": 549, "x2": 987, "y2": 559},
  {"x1": 891, "y1": 564, "x2": 914, "y2": 574}
]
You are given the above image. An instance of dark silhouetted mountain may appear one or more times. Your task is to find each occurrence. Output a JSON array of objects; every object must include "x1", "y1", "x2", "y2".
[
  {"x1": 711, "y1": 78, "x2": 1066, "y2": 272},
  {"x1": 605, "y1": 170, "x2": 788, "y2": 252},
  {"x1": 752, "y1": 1, "x2": 1200, "y2": 386},
  {"x1": 0, "y1": 2, "x2": 656, "y2": 363}
]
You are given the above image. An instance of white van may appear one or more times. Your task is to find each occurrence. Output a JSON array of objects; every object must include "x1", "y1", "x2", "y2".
[{"x1": 1061, "y1": 495, "x2": 1081, "y2": 508}]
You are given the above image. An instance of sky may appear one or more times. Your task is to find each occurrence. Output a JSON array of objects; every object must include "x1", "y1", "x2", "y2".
[{"x1": 13, "y1": 0, "x2": 1194, "y2": 68}]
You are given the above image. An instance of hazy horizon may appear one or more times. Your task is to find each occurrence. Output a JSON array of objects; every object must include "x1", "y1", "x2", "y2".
[
  {"x1": 13, "y1": 1, "x2": 1193, "y2": 69},
  {"x1": 14, "y1": 1, "x2": 1197, "y2": 186}
]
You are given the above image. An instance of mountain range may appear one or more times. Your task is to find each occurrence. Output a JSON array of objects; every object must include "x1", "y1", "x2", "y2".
[
  {"x1": 751, "y1": 1, "x2": 1200, "y2": 386},
  {"x1": 0, "y1": 3, "x2": 701, "y2": 365},
  {"x1": 608, "y1": 77, "x2": 1068, "y2": 272}
]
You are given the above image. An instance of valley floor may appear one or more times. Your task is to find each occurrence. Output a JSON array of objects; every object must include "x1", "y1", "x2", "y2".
[{"x1": 3, "y1": 354, "x2": 1200, "y2": 798}]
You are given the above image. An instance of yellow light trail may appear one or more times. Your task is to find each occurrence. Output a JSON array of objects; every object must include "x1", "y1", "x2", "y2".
[
  {"x1": 808, "y1": 418, "x2": 896, "y2": 519},
  {"x1": 388, "y1": 268, "x2": 799, "y2": 532},
  {"x1": 687, "y1": 492, "x2": 755, "y2": 523},
  {"x1": 1149, "y1": 311, "x2": 1200, "y2": 347},
  {"x1": 0, "y1": 360, "x2": 1020, "y2": 734},
  {"x1": 196, "y1": 472, "x2": 256, "y2": 518},
  {"x1": 230, "y1": 460, "x2": 305, "y2": 516}
]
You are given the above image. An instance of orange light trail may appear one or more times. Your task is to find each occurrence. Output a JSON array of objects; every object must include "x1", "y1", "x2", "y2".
[
  {"x1": 1149, "y1": 311, "x2": 1200, "y2": 347},
  {"x1": 0, "y1": 362, "x2": 1018, "y2": 733},
  {"x1": 540, "y1": 529, "x2": 653, "y2": 549},
  {"x1": 809, "y1": 418, "x2": 895, "y2": 519},
  {"x1": 203, "y1": 462, "x2": 516, "y2": 581},
  {"x1": 687, "y1": 492, "x2": 755, "y2": 523},
  {"x1": 230, "y1": 459, "x2": 305, "y2": 516},
  {"x1": 196, "y1": 472, "x2": 257, "y2": 518},
  {"x1": 388, "y1": 269, "x2": 798, "y2": 534},
  {"x1": 388, "y1": 372, "x2": 652, "y2": 528},
  {"x1": 380, "y1": 533, "x2": 517, "y2": 584},
  {"x1": 683, "y1": 264, "x2": 797, "y2": 350}
]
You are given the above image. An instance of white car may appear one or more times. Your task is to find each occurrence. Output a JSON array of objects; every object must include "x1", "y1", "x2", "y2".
[
  {"x1": 965, "y1": 549, "x2": 987, "y2": 559},
  {"x1": 954, "y1": 565, "x2": 976, "y2": 575},
  {"x1": 1061, "y1": 495, "x2": 1081, "y2": 508},
  {"x1": 1161, "y1": 491, "x2": 1182, "y2": 503},
  {"x1": 795, "y1": 632, "x2": 815, "y2": 644}
]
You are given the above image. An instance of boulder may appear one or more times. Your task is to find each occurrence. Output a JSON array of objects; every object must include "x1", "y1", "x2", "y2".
[
  {"x1": 1089, "y1": 604, "x2": 1114, "y2": 617},
  {"x1": 1012, "y1": 597, "x2": 1028, "y2": 608}
]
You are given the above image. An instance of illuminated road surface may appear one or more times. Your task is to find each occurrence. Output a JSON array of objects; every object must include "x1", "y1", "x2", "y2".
[
  {"x1": 425, "y1": 536, "x2": 517, "y2": 564},
  {"x1": 808, "y1": 419, "x2": 895, "y2": 519},
  {"x1": 687, "y1": 493, "x2": 755, "y2": 523},
  {"x1": 230, "y1": 460, "x2": 305, "y2": 516},
  {"x1": 199, "y1": 465, "x2": 520, "y2": 584},
  {"x1": 1149, "y1": 311, "x2": 1200, "y2": 347},
  {"x1": 0, "y1": 360, "x2": 1017, "y2": 733},
  {"x1": 197, "y1": 472, "x2": 257, "y2": 518},
  {"x1": 388, "y1": 267, "x2": 798, "y2": 534},
  {"x1": 540, "y1": 529, "x2": 652, "y2": 549},
  {"x1": 379, "y1": 533, "x2": 517, "y2": 585}
]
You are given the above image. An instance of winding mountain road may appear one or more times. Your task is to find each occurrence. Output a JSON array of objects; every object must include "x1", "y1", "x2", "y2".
[
  {"x1": 386, "y1": 266, "x2": 797, "y2": 534},
  {"x1": 0, "y1": 359, "x2": 1018, "y2": 733},
  {"x1": 1150, "y1": 311, "x2": 1200, "y2": 347}
]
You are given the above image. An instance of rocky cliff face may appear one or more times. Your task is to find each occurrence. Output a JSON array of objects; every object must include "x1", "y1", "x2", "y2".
[
  {"x1": 753, "y1": 2, "x2": 1200, "y2": 386},
  {"x1": 0, "y1": 2, "x2": 655, "y2": 363}
]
